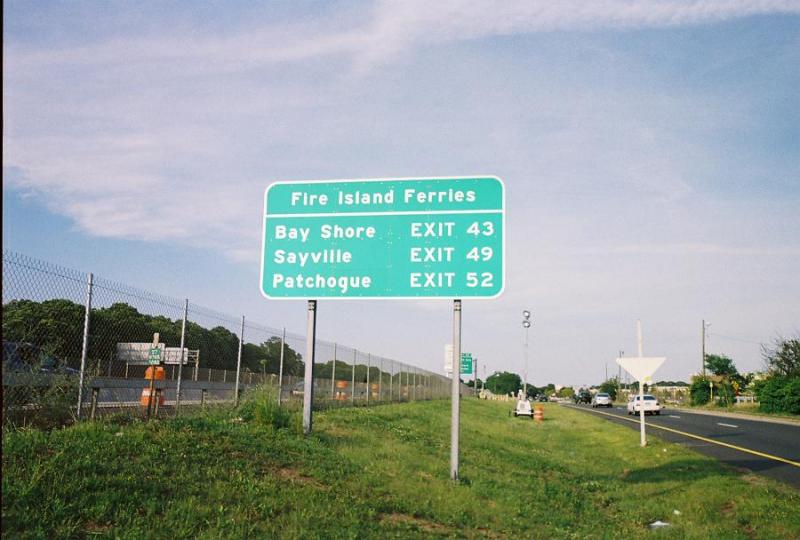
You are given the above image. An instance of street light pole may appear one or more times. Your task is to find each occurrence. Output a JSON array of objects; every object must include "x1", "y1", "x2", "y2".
[{"x1": 522, "y1": 310, "x2": 531, "y2": 398}]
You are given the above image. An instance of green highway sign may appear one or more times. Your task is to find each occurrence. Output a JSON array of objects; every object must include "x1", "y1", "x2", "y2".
[
  {"x1": 460, "y1": 353, "x2": 473, "y2": 374},
  {"x1": 148, "y1": 347, "x2": 162, "y2": 365},
  {"x1": 260, "y1": 177, "x2": 505, "y2": 299}
]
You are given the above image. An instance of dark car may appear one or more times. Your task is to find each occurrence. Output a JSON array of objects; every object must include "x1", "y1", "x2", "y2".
[
  {"x1": 573, "y1": 390, "x2": 592, "y2": 404},
  {"x1": 535, "y1": 394, "x2": 549, "y2": 402}
]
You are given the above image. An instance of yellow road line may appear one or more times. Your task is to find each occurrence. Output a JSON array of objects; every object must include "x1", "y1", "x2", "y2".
[{"x1": 573, "y1": 405, "x2": 800, "y2": 468}]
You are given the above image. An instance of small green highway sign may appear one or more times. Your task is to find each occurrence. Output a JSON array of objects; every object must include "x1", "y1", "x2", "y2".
[
  {"x1": 260, "y1": 176, "x2": 505, "y2": 299},
  {"x1": 460, "y1": 353, "x2": 473, "y2": 375},
  {"x1": 148, "y1": 347, "x2": 162, "y2": 365}
]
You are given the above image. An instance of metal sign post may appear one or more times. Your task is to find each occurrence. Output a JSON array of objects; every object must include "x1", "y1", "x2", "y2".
[
  {"x1": 451, "y1": 299, "x2": 462, "y2": 481},
  {"x1": 615, "y1": 321, "x2": 666, "y2": 447},
  {"x1": 146, "y1": 333, "x2": 160, "y2": 420},
  {"x1": 303, "y1": 301, "x2": 317, "y2": 435}
]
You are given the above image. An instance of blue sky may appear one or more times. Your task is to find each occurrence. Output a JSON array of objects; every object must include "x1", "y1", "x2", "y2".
[{"x1": 4, "y1": 1, "x2": 799, "y2": 386}]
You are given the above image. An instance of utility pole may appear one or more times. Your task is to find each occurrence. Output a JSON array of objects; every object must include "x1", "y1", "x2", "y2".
[
  {"x1": 522, "y1": 310, "x2": 531, "y2": 397},
  {"x1": 474, "y1": 357, "x2": 478, "y2": 396},
  {"x1": 702, "y1": 320, "x2": 710, "y2": 376},
  {"x1": 637, "y1": 321, "x2": 645, "y2": 447}
]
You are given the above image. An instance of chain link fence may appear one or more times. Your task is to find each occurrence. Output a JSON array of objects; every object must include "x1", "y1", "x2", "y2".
[{"x1": 2, "y1": 250, "x2": 460, "y2": 427}]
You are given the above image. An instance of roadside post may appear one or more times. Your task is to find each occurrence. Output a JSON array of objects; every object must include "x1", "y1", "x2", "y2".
[
  {"x1": 76, "y1": 272, "x2": 93, "y2": 419},
  {"x1": 331, "y1": 343, "x2": 337, "y2": 400},
  {"x1": 303, "y1": 300, "x2": 317, "y2": 434},
  {"x1": 234, "y1": 315, "x2": 244, "y2": 407},
  {"x1": 146, "y1": 333, "x2": 161, "y2": 420},
  {"x1": 260, "y1": 176, "x2": 505, "y2": 480},
  {"x1": 277, "y1": 328, "x2": 285, "y2": 405},
  {"x1": 474, "y1": 357, "x2": 478, "y2": 396},
  {"x1": 615, "y1": 321, "x2": 666, "y2": 447},
  {"x1": 175, "y1": 299, "x2": 188, "y2": 412},
  {"x1": 451, "y1": 300, "x2": 462, "y2": 481}
]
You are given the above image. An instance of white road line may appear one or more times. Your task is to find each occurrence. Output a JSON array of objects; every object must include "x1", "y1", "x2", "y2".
[
  {"x1": 668, "y1": 415, "x2": 681, "y2": 418},
  {"x1": 717, "y1": 422, "x2": 739, "y2": 428}
]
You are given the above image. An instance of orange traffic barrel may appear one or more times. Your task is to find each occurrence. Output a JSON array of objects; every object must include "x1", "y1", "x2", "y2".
[
  {"x1": 534, "y1": 404, "x2": 544, "y2": 423},
  {"x1": 141, "y1": 366, "x2": 166, "y2": 407},
  {"x1": 335, "y1": 380, "x2": 349, "y2": 401}
]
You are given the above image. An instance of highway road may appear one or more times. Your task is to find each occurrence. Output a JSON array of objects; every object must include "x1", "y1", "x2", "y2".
[{"x1": 564, "y1": 403, "x2": 800, "y2": 490}]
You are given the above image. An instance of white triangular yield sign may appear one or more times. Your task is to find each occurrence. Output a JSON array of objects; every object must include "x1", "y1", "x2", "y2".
[{"x1": 616, "y1": 357, "x2": 666, "y2": 382}]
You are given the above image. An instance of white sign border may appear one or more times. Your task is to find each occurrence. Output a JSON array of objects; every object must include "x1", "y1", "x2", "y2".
[{"x1": 259, "y1": 175, "x2": 506, "y2": 301}]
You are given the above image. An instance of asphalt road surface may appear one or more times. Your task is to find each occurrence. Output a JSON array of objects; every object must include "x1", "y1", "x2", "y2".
[{"x1": 564, "y1": 403, "x2": 800, "y2": 490}]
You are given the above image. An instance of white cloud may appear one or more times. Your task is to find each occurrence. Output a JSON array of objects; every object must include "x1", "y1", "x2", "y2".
[{"x1": 355, "y1": 0, "x2": 800, "y2": 67}]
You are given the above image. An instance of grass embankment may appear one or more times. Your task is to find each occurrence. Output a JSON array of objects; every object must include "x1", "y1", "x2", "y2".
[{"x1": 3, "y1": 392, "x2": 799, "y2": 539}]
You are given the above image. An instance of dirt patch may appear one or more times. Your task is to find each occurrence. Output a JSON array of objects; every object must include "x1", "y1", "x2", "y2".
[
  {"x1": 262, "y1": 465, "x2": 326, "y2": 489},
  {"x1": 740, "y1": 523, "x2": 756, "y2": 540},
  {"x1": 721, "y1": 500, "x2": 735, "y2": 516},
  {"x1": 740, "y1": 473, "x2": 769, "y2": 488},
  {"x1": 84, "y1": 521, "x2": 112, "y2": 534}
]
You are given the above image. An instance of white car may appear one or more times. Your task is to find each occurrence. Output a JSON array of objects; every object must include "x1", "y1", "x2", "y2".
[
  {"x1": 592, "y1": 392, "x2": 613, "y2": 408},
  {"x1": 627, "y1": 394, "x2": 661, "y2": 415}
]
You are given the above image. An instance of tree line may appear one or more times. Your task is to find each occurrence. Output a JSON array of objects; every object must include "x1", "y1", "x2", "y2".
[{"x1": 688, "y1": 337, "x2": 799, "y2": 414}]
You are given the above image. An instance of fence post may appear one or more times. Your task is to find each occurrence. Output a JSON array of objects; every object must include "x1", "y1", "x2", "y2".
[
  {"x1": 413, "y1": 367, "x2": 417, "y2": 401},
  {"x1": 76, "y1": 272, "x2": 93, "y2": 419},
  {"x1": 175, "y1": 299, "x2": 188, "y2": 412},
  {"x1": 235, "y1": 315, "x2": 244, "y2": 407},
  {"x1": 351, "y1": 349, "x2": 356, "y2": 406},
  {"x1": 277, "y1": 328, "x2": 285, "y2": 406},
  {"x1": 331, "y1": 342, "x2": 337, "y2": 400},
  {"x1": 378, "y1": 357, "x2": 383, "y2": 402},
  {"x1": 366, "y1": 353, "x2": 371, "y2": 406},
  {"x1": 390, "y1": 359, "x2": 394, "y2": 402}
]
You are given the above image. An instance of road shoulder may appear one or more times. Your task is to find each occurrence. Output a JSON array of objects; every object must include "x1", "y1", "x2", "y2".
[{"x1": 665, "y1": 406, "x2": 800, "y2": 427}]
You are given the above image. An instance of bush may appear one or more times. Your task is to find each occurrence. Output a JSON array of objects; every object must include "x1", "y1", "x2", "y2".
[
  {"x1": 2, "y1": 377, "x2": 78, "y2": 429},
  {"x1": 690, "y1": 378, "x2": 711, "y2": 406},
  {"x1": 716, "y1": 382, "x2": 735, "y2": 408},
  {"x1": 238, "y1": 386, "x2": 293, "y2": 430},
  {"x1": 756, "y1": 376, "x2": 800, "y2": 415}
]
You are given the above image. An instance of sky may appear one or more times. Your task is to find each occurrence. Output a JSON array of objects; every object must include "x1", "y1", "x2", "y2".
[{"x1": 4, "y1": 0, "x2": 800, "y2": 387}]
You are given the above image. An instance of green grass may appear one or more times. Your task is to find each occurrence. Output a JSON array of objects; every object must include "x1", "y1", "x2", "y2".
[{"x1": 3, "y1": 395, "x2": 799, "y2": 539}]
